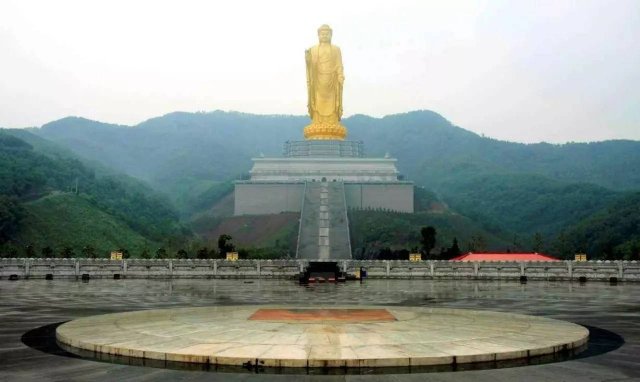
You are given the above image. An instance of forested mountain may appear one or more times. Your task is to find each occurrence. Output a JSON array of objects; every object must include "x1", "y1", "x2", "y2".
[
  {"x1": 34, "y1": 111, "x2": 640, "y2": 196},
  {"x1": 34, "y1": 113, "x2": 306, "y2": 201},
  {"x1": 439, "y1": 173, "x2": 621, "y2": 236},
  {"x1": 3, "y1": 109, "x2": 638, "y2": 259},
  {"x1": 0, "y1": 130, "x2": 190, "y2": 257},
  {"x1": 557, "y1": 192, "x2": 640, "y2": 260},
  {"x1": 17, "y1": 193, "x2": 153, "y2": 256},
  {"x1": 347, "y1": 112, "x2": 640, "y2": 192}
]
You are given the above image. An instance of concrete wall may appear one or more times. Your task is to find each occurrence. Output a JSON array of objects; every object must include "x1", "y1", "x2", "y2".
[
  {"x1": 1, "y1": 258, "x2": 639, "y2": 282},
  {"x1": 345, "y1": 183, "x2": 414, "y2": 213},
  {"x1": 235, "y1": 182, "x2": 414, "y2": 215},
  {"x1": 234, "y1": 182, "x2": 304, "y2": 215}
]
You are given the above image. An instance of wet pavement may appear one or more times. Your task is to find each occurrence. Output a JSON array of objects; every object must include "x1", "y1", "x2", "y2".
[{"x1": 1, "y1": 278, "x2": 639, "y2": 381}]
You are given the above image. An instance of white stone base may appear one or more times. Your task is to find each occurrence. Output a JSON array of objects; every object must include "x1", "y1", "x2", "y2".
[
  {"x1": 249, "y1": 157, "x2": 401, "y2": 182},
  {"x1": 234, "y1": 181, "x2": 414, "y2": 215}
]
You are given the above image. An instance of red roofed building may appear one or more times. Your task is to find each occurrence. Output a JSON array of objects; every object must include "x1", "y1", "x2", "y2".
[{"x1": 451, "y1": 252, "x2": 560, "y2": 262}]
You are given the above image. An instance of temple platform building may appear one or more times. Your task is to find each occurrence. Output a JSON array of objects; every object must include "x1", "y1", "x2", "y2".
[{"x1": 234, "y1": 140, "x2": 414, "y2": 216}]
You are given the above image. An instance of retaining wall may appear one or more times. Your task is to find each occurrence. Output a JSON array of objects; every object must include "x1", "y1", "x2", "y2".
[{"x1": 1, "y1": 259, "x2": 639, "y2": 282}]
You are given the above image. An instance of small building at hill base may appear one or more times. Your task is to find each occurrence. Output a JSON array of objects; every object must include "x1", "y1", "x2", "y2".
[{"x1": 451, "y1": 253, "x2": 560, "y2": 262}]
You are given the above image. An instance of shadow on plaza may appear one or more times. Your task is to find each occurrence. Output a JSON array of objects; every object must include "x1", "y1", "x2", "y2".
[{"x1": 20, "y1": 322, "x2": 624, "y2": 375}]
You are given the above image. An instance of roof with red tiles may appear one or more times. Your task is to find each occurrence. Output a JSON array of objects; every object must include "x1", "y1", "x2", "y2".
[{"x1": 451, "y1": 252, "x2": 560, "y2": 262}]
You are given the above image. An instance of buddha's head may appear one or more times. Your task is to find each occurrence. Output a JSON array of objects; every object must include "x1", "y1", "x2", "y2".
[{"x1": 317, "y1": 24, "x2": 332, "y2": 44}]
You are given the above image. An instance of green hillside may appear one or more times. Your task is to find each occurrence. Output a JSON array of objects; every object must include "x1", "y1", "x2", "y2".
[
  {"x1": 17, "y1": 193, "x2": 153, "y2": 256},
  {"x1": 193, "y1": 212, "x2": 300, "y2": 258},
  {"x1": 439, "y1": 173, "x2": 621, "y2": 236},
  {"x1": 556, "y1": 192, "x2": 640, "y2": 260},
  {"x1": 348, "y1": 210, "x2": 511, "y2": 259},
  {"x1": 0, "y1": 129, "x2": 190, "y2": 257}
]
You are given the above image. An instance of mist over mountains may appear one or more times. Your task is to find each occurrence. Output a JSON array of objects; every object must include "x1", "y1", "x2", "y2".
[
  {"x1": 2, "y1": 109, "x2": 639, "y2": 259},
  {"x1": 34, "y1": 110, "x2": 640, "y2": 192}
]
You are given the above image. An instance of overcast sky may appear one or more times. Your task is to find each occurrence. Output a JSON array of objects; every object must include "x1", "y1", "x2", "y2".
[{"x1": 1, "y1": 0, "x2": 638, "y2": 143}]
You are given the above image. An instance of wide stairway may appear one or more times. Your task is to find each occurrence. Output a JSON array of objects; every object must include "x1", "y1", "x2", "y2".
[{"x1": 296, "y1": 181, "x2": 352, "y2": 260}]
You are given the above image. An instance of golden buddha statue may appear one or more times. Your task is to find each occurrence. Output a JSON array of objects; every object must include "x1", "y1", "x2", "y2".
[{"x1": 304, "y1": 24, "x2": 347, "y2": 140}]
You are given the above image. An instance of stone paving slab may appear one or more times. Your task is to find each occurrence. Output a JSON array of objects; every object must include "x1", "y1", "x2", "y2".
[{"x1": 56, "y1": 306, "x2": 588, "y2": 368}]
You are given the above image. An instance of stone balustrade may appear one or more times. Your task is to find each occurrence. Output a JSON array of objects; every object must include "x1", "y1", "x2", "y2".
[{"x1": 0, "y1": 258, "x2": 638, "y2": 281}]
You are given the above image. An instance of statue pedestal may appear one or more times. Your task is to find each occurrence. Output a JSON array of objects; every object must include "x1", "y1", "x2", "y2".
[
  {"x1": 284, "y1": 140, "x2": 363, "y2": 158},
  {"x1": 233, "y1": 140, "x2": 414, "y2": 215},
  {"x1": 303, "y1": 121, "x2": 347, "y2": 140}
]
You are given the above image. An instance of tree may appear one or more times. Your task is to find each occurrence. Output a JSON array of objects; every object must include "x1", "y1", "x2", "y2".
[
  {"x1": 630, "y1": 242, "x2": 640, "y2": 261},
  {"x1": 196, "y1": 247, "x2": 210, "y2": 259},
  {"x1": 468, "y1": 234, "x2": 487, "y2": 252},
  {"x1": 1, "y1": 242, "x2": 19, "y2": 258},
  {"x1": 41, "y1": 246, "x2": 53, "y2": 258},
  {"x1": 24, "y1": 244, "x2": 36, "y2": 258},
  {"x1": 532, "y1": 232, "x2": 544, "y2": 253},
  {"x1": 82, "y1": 245, "x2": 96, "y2": 259},
  {"x1": 60, "y1": 247, "x2": 75, "y2": 258},
  {"x1": 511, "y1": 234, "x2": 522, "y2": 252},
  {"x1": 7, "y1": 242, "x2": 18, "y2": 258},
  {"x1": 119, "y1": 248, "x2": 130, "y2": 259},
  {"x1": 237, "y1": 248, "x2": 249, "y2": 259},
  {"x1": 176, "y1": 249, "x2": 189, "y2": 259},
  {"x1": 155, "y1": 247, "x2": 167, "y2": 259},
  {"x1": 553, "y1": 232, "x2": 573, "y2": 259},
  {"x1": 140, "y1": 248, "x2": 151, "y2": 259},
  {"x1": 420, "y1": 226, "x2": 437, "y2": 259},
  {"x1": 447, "y1": 238, "x2": 461, "y2": 259},
  {"x1": 0, "y1": 196, "x2": 24, "y2": 242},
  {"x1": 379, "y1": 247, "x2": 393, "y2": 260},
  {"x1": 217, "y1": 234, "x2": 235, "y2": 256},
  {"x1": 602, "y1": 239, "x2": 616, "y2": 260}
]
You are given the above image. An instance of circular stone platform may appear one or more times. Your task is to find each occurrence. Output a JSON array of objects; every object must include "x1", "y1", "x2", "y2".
[{"x1": 56, "y1": 306, "x2": 589, "y2": 368}]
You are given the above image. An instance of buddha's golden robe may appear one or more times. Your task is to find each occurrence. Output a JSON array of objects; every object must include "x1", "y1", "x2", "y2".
[{"x1": 304, "y1": 43, "x2": 347, "y2": 140}]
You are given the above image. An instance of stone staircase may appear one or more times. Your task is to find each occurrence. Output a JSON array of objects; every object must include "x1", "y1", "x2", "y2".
[{"x1": 296, "y1": 181, "x2": 352, "y2": 260}]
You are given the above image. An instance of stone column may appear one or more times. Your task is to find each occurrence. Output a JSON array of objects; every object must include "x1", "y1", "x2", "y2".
[
  {"x1": 386, "y1": 261, "x2": 390, "y2": 277},
  {"x1": 123, "y1": 260, "x2": 128, "y2": 278},
  {"x1": 430, "y1": 261, "x2": 434, "y2": 277},
  {"x1": 213, "y1": 260, "x2": 218, "y2": 278},
  {"x1": 24, "y1": 258, "x2": 30, "y2": 278},
  {"x1": 567, "y1": 261, "x2": 573, "y2": 279},
  {"x1": 257, "y1": 260, "x2": 261, "y2": 278},
  {"x1": 474, "y1": 262, "x2": 479, "y2": 277},
  {"x1": 520, "y1": 262, "x2": 525, "y2": 276},
  {"x1": 169, "y1": 260, "x2": 173, "y2": 278},
  {"x1": 75, "y1": 260, "x2": 80, "y2": 279},
  {"x1": 619, "y1": 261, "x2": 624, "y2": 279}
]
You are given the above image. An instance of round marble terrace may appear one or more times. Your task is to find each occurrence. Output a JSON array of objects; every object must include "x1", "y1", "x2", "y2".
[{"x1": 56, "y1": 306, "x2": 589, "y2": 368}]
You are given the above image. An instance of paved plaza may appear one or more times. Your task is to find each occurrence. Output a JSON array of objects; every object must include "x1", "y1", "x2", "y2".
[{"x1": 0, "y1": 279, "x2": 639, "y2": 381}]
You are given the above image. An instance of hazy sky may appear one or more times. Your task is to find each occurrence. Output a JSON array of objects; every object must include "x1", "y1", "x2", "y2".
[{"x1": 1, "y1": 0, "x2": 639, "y2": 143}]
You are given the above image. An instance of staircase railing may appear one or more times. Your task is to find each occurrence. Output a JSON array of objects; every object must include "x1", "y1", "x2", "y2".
[
  {"x1": 340, "y1": 182, "x2": 353, "y2": 259},
  {"x1": 295, "y1": 181, "x2": 308, "y2": 259}
]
